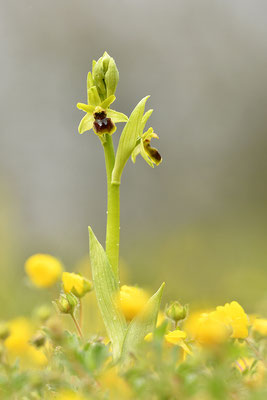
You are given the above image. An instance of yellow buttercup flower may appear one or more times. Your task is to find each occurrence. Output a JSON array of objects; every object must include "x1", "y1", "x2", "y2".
[
  {"x1": 189, "y1": 301, "x2": 248, "y2": 345},
  {"x1": 119, "y1": 285, "x2": 149, "y2": 321},
  {"x1": 194, "y1": 312, "x2": 230, "y2": 346},
  {"x1": 54, "y1": 390, "x2": 86, "y2": 400},
  {"x1": 165, "y1": 329, "x2": 192, "y2": 355},
  {"x1": 184, "y1": 309, "x2": 211, "y2": 338},
  {"x1": 62, "y1": 272, "x2": 92, "y2": 298},
  {"x1": 145, "y1": 329, "x2": 192, "y2": 362},
  {"x1": 214, "y1": 301, "x2": 249, "y2": 339},
  {"x1": 25, "y1": 254, "x2": 63, "y2": 288},
  {"x1": 100, "y1": 366, "x2": 132, "y2": 399},
  {"x1": 252, "y1": 318, "x2": 267, "y2": 336},
  {"x1": 5, "y1": 318, "x2": 47, "y2": 368}
]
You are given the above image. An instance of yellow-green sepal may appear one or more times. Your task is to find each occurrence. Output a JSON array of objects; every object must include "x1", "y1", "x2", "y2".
[
  {"x1": 107, "y1": 109, "x2": 128, "y2": 123},
  {"x1": 78, "y1": 113, "x2": 94, "y2": 134},
  {"x1": 100, "y1": 95, "x2": 116, "y2": 110},
  {"x1": 88, "y1": 86, "x2": 101, "y2": 107}
]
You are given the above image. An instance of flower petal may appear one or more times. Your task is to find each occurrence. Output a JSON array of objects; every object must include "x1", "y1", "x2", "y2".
[
  {"x1": 144, "y1": 143, "x2": 162, "y2": 166},
  {"x1": 78, "y1": 113, "x2": 94, "y2": 134},
  {"x1": 107, "y1": 109, "x2": 128, "y2": 123},
  {"x1": 100, "y1": 95, "x2": 116, "y2": 110},
  {"x1": 77, "y1": 103, "x2": 95, "y2": 113},
  {"x1": 140, "y1": 141, "x2": 155, "y2": 168},
  {"x1": 131, "y1": 143, "x2": 141, "y2": 164}
]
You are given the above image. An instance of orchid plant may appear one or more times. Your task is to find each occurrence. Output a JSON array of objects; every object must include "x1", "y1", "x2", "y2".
[{"x1": 77, "y1": 52, "x2": 164, "y2": 361}]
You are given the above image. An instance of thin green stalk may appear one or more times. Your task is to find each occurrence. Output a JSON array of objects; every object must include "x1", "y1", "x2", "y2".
[
  {"x1": 102, "y1": 134, "x2": 120, "y2": 280},
  {"x1": 71, "y1": 313, "x2": 83, "y2": 339}
]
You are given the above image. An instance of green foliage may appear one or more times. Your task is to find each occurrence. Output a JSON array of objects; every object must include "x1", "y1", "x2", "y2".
[
  {"x1": 89, "y1": 227, "x2": 127, "y2": 360},
  {"x1": 120, "y1": 282, "x2": 165, "y2": 362}
]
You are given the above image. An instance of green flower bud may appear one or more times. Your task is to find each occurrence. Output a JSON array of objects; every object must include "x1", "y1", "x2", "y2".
[
  {"x1": 0, "y1": 322, "x2": 10, "y2": 341},
  {"x1": 166, "y1": 301, "x2": 188, "y2": 322},
  {"x1": 55, "y1": 293, "x2": 78, "y2": 315},
  {"x1": 92, "y1": 52, "x2": 119, "y2": 101}
]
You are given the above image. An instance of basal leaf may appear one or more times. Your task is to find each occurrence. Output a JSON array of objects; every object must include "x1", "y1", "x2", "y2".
[
  {"x1": 89, "y1": 227, "x2": 127, "y2": 360},
  {"x1": 120, "y1": 282, "x2": 165, "y2": 361}
]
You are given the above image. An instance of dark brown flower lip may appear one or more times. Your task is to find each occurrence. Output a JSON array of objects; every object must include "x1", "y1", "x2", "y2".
[{"x1": 93, "y1": 117, "x2": 115, "y2": 134}]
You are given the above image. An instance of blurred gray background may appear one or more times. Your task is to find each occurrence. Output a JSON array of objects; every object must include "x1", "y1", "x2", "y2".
[{"x1": 1, "y1": 0, "x2": 267, "y2": 314}]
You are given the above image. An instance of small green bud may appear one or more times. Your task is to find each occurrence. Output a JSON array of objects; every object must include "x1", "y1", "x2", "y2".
[
  {"x1": 105, "y1": 57, "x2": 119, "y2": 98},
  {"x1": 0, "y1": 322, "x2": 10, "y2": 341},
  {"x1": 92, "y1": 52, "x2": 119, "y2": 101},
  {"x1": 166, "y1": 301, "x2": 188, "y2": 322},
  {"x1": 66, "y1": 292, "x2": 79, "y2": 310},
  {"x1": 55, "y1": 293, "x2": 78, "y2": 315}
]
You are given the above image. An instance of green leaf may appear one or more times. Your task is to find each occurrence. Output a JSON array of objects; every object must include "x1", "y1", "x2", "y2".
[
  {"x1": 112, "y1": 96, "x2": 150, "y2": 184},
  {"x1": 120, "y1": 282, "x2": 165, "y2": 362},
  {"x1": 88, "y1": 227, "x2": 127, "y2": 360}
]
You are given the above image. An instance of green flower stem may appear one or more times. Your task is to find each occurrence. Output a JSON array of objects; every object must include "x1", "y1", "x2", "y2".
[
  {"x1": 102, "y1": 134, "x2": 120, "y2": 280},
  {"x1": 71, "y1": 313, "x2": 83, "y2": 339}
]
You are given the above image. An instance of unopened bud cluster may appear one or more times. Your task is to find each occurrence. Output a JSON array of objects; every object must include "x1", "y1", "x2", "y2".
[
  {"x1": 166, "y1": 301, "x2": 188, "y2": 323},
  {"x1": 92, "y1": 52, "x2": 119, "y2": 101},
  {"x1": 55, "y1": 293, "x2": 78, "y2": 315}
]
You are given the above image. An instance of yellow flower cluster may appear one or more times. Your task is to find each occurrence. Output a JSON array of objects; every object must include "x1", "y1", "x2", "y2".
[
  {"x1": 119, "y1": 285, "x2": 149, "y2": 321},
  {"x1": 25, "y1": 254, "x2": 63, "y2": 288},
  {"x1": 187, "y1": 301, "x2": 248, "y2": 345}
]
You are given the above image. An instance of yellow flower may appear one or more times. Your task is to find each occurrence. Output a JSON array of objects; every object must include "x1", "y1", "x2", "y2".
[
  {"x1": 214, "y1": 301, "x2": 249, "y2": 339},
  {"x1": 62, "y1": 272, "x2": 92, "y2": 298},
  {"x1": 252, "y1": 318, "x2": 267, "y2": 336},
  {"x1": 145, "y1": 329, "x2": 192, "y2": 362},
  {"x1": 194, "y1": 312, "x2": 230, "y2": 346},
  {"x1": 119, "y1": 285, "x2": 149, "y2": 321},
  {"x1": 184, "y1": 309, "x2": 211, "y2": 338},
  {"x1": 5, "y1": 318, "x2": 47, "y2": 368},
  {"x1": 25, "y1": 254, "x2": 63, "y2": 288},
  {"x1": 54, "y1": 390, "x2": 86, "y2": 400},
  {"x1": 100, "y1": 366, "x2": 132, "y2": 399},
  {"x1": 165, "y1": 329, "x2": 192, "y2": 355}
]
